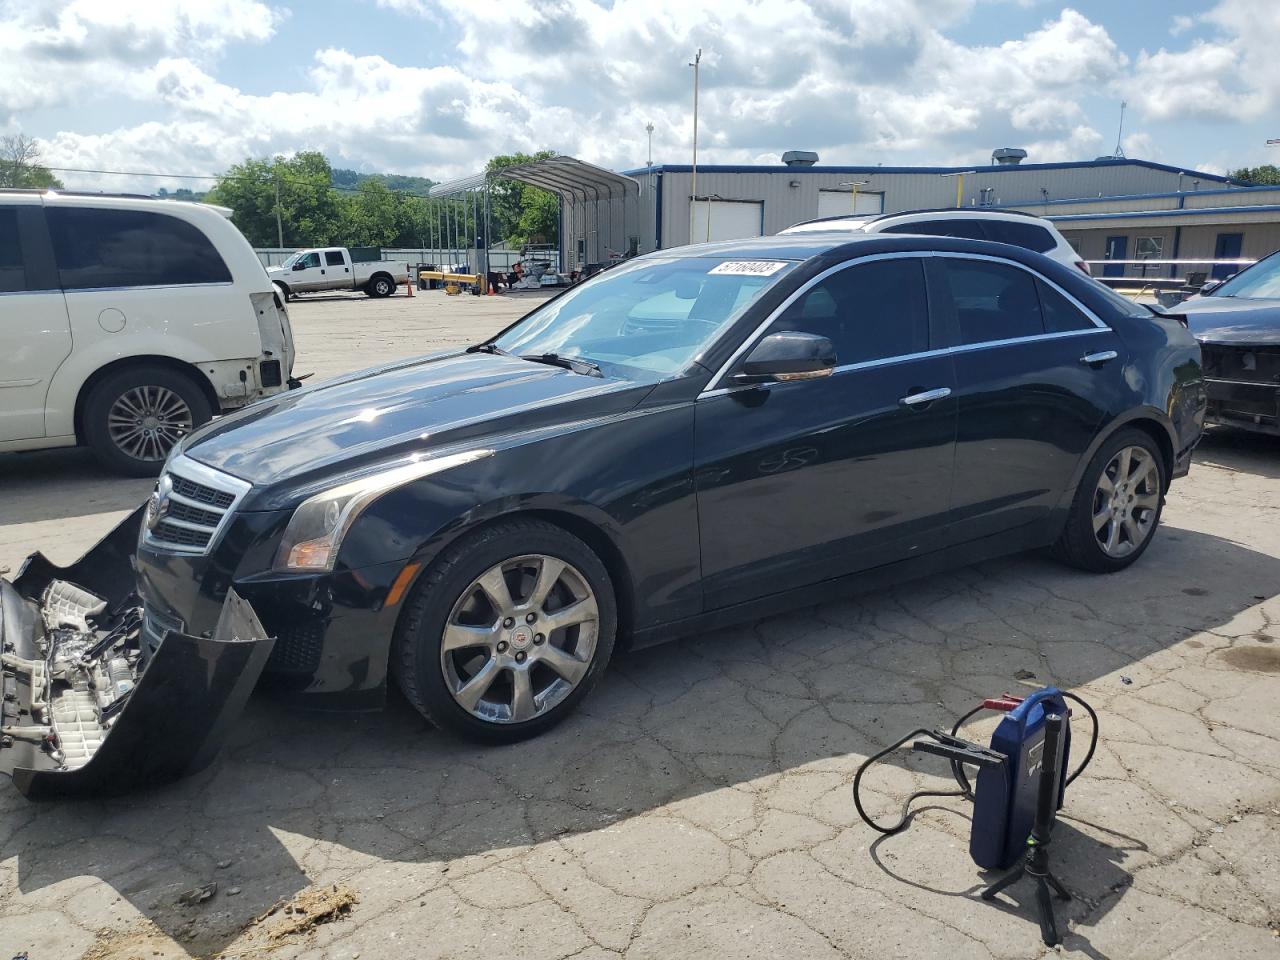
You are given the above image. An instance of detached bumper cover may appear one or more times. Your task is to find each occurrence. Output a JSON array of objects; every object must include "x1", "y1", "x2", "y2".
[{"x1": 0, "y1": 507, "x2": 273, "y2": 799}]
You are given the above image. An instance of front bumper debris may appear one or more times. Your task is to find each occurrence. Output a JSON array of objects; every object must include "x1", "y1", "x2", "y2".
[{"x1": 0, "y1": 506, "x2": 273, "y2": 799}]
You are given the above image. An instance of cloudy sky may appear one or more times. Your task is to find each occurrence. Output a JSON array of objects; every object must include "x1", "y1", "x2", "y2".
[{"x1": 1, "y1": 0, "x2": 1276, "y2": 192}]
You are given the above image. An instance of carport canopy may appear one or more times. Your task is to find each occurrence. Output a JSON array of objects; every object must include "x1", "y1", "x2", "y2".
[{"x1": 430, "y1": 155, "x2": 641, "y2": 272}]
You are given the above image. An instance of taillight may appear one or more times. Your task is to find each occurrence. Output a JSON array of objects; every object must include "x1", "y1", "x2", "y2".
[{"x1": 1075, "y1": 260, "x2": 1091, "y2": 276}]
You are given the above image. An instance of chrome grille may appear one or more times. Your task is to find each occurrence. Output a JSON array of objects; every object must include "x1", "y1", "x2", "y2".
[
  {"x1": 142, "y1": 604, "x2": 185, "y2": 655},
  {"x1": 141, "y1": 454, "x2": 251, "y2": 556}
]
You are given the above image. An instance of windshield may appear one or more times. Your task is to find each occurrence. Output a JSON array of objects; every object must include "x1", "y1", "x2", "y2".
[
  {"x1": 1210, "y1": 252, "x2": 1280, "y2": 299},
  {"x1": 493, "y1": 257, "x2": 797, "y2": 380},
  {"x1": 280, "y1": 253, "x2": 301, "y2": 269}
]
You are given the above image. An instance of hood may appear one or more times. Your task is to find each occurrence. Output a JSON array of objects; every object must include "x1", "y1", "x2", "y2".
[
  {"x1": 182, "y1": 351, "x2": 650, "y2": 491},
  {"x1": 1180, "y1": 297, "x2": 1280, "y2": 346}
]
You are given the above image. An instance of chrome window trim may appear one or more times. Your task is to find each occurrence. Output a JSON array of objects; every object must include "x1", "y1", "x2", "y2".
[
  {"x1": 141, "y1": 453, "x2": 252, "y2": 557},
  {"x1": 700, "y1": 250, "x2": 1112, "y2": 396}
]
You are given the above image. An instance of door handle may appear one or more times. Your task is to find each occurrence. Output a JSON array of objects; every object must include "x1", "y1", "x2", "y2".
[
  {"x1": 899, "y1": 387, "x2": 951, "y2": 407},
  {"x1": 1080, "y1": 350, "x2": 1118, "y2": 366}
]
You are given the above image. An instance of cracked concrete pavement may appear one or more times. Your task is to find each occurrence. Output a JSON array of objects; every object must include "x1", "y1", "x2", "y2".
[{"x1": 2, "y1": 289, "x2": 1279, "y2": 959}]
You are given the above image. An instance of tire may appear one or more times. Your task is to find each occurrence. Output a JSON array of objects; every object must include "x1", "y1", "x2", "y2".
[
  {"x1": 1053, "y1": 427, "x2": 1166, "y2": 573},
  {"x1": 366, "y1": 274, "x2": 395, "y2": 298},
  {"x1": 273, "y1": 281, "x2": 292, "y2": 302},
  {"x1": 83, "y1": 365, "x2": 213, "y2": 477},
  {"x1": 392, "y1": 519, "x2": 617, "y2": 743}
]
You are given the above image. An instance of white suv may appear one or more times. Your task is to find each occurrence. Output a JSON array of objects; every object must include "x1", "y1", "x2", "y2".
[
  {"x1": 0, "y1": 191, "x2": 295, "y2": 475},
  {"x1": 781, "y1": 208, "x2": 1089, "y2": 275}
]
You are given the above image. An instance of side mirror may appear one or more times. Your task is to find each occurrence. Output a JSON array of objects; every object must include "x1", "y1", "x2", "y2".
[
  {"x1": 734, "y1": 332, "x2": 837, "y2": 384},
  {"x1": 1199, "y1": 278, "x2": 1223, "y2": 294},
  {"x1": 293, "y1": 261, "x2": 307, "y2": 271}
]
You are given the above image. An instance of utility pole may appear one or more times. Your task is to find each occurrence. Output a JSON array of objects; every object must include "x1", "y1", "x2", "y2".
[
  {"x1": 689, "y1": 49, "x2": 701, "y2": 243},
  {"x1": 273, "y1": 172, "x2": 284, "y2": 248}
]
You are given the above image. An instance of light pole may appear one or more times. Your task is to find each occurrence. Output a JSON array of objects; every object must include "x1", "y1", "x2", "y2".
[
  {"x1": 689, "y1": 49, "x2": 701, "y2": 243},
  {"x1": 940, "y1": 170, "x2": 975, "y2": 208},
  {"x1": 840, "y1": 179, "x2": 869, "y2": 213}
]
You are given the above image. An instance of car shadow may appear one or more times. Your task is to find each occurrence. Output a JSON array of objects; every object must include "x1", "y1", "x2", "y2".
[
  {"x1": 1194, "y1": 425, "x2": 1280, "y2": 479},
  {"x1": 2, "y1": 524, "x2": 1276, "y2": 957}
]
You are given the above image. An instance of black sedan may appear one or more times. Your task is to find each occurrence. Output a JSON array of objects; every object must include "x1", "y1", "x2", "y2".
[
  {"x1": 1, "y1": 232, "x2": 1205, "y2": 795},
  {"x1": 1181, "y1": 249, "x2": 1280, "y2": 436}
]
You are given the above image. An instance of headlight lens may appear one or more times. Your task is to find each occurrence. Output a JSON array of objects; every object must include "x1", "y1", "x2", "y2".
[{"x1": 274, "y1": 449, "x2": 492, "y2": 572}]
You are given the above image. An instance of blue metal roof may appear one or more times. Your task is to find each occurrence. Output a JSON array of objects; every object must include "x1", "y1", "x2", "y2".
[
  {"x1": 1007, "y1": 183, "x2": 1280, "y2": 209},
  {"x1": 621, "y1": 158, "x2": 1239, "y2": 185}
]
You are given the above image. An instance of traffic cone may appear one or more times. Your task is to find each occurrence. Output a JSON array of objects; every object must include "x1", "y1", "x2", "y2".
[{"x1": 405, "y1": 276, "x2": 414, "y2": 297}]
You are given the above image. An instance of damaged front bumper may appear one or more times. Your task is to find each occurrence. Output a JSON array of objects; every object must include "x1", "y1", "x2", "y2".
[{"x1": 0, "y1": 507, "x2": 273, "y2": 799}]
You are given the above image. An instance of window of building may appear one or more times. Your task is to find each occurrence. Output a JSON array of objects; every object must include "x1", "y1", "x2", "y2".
[
  {"x1": 47, "y1": 208, "x2": 232, "y2": 290},
  {"x1": 1135, "y1": 236, "x2": 1164, "y2": 259},
  {"x1": 939, "y1": 258, "x2": 1043, "y2": 345},
  {"x1": 769, "y1": 258, "x2": 930, "y2": 365}
]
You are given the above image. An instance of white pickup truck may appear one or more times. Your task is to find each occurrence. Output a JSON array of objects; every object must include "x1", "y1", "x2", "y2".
[{"x1": 268, "y1": 248, "x2": 409, "y2": 299}]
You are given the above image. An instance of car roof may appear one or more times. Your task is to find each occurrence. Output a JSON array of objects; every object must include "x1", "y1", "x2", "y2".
[
  {"x1": 784, "y1": 206, "x2": 1052, "y2": 233},
  {"x1": 647, "y1": 231, "x2": 1054, "y2": 263}
]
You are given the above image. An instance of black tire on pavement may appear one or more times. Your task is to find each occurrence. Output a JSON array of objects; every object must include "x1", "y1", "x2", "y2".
[
  {"x1": 83, "y1": 364, "x2": 213, "y2": 477},
  {"x1": 392, "y1": 519, "x2": 618, "y2": 743},
  {"x1": 1053, "y1": 427, "x2": 1166, "y2": 573}
]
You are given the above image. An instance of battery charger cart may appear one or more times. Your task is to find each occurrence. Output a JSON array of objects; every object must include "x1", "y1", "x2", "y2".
[{"x1": 852, "y1": 688, "x2": 1098, "y2": 946}]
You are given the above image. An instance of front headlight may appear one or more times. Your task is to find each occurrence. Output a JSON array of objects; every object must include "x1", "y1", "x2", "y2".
[{"x1": 274, "y1": 449, "x2": 492, "y2": 572}]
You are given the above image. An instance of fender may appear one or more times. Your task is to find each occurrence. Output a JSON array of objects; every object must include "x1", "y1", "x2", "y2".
[
  {"x1": 1053, "y1": 405, "x2": 1179, "y2": 513},
  {"x1": 45, "y1": 335, "x2": 263, "y2": 436}
]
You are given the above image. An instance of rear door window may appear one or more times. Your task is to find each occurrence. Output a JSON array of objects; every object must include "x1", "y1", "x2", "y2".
[
  {"x1": 324, "y1": 251, "x2": 345, "y2": 267},
  {"x1": 984, "y1": 220, "x2": 1057, "y2": 253},
  {"x1": 0, "y1": 207, "x2": 25, "y2": 293},
  {"x1": 47, "y1": 207, "x2": 232, "y2": 290},
  {"x1": 1036, "y1": 280, "x2": 1097, "y2": 333},
  {"x1": 939, "y1": 258, "x2": 1044, "y2": 345},
  {"x1": 881, "y1": 219, "x2": 989, "y2": 241}
]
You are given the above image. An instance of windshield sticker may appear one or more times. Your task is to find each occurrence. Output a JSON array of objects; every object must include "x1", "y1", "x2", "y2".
[{"x1": 709, "y1": 260, "x2": 788, "y2": 277}]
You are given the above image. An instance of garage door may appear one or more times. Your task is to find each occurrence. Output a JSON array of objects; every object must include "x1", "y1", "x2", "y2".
[
  {"x1": 690, "y1": 200, "x2": 763, "y2": 243},
  {"x1": 817, "y1": 190, "x2": 883, "y2": 217}
]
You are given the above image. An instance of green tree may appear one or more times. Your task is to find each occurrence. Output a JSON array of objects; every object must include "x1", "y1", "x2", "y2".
[
  {"x1": 486, "y1": 151, "x2": 559, "y2": 248},
  {"x1": 0, "y1": 134, "x2": 64, "y2": 189},
  {"x1": 207, "y1": 151, "x2": 344, "y2": 247},
  {"x1": 1229, "y1": 164, "x2": 1280, "y2": 186},
  {"x1": 346, "y1": 177, "x2": 400, "y2": 246}
]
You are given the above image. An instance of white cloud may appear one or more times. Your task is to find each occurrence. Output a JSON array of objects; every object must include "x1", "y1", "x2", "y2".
[
  {"x1": 5, "y1": 0, "x2": 1255, "y2": 192},
  {"x1": 1128, "y1": 0, "x2": 1279, "y2": 123},
  {"x1": 0, "y1": 0, "x2": 284, "y2": 116}
]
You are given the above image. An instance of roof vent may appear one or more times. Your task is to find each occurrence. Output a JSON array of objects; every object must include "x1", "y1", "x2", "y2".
[
  {"x1": 991, "y1": 147, "x2": 1027, "y2": 166},
  {"x1": 781, "y1": 150, "x2": 819, "y2": 167}
]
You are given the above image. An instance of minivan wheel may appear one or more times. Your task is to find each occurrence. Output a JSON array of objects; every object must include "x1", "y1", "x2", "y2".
[
  {"x1": 392, "y1": 519, "x2": 617, "y2": 743},
  {"x1": 84, "y1": 365, "x2": 213, "y2": 476},
  {"x1": 367, "y1": 275, "x2": 395, "y2": 298},
  {"x1": 1053, "y1": 427, "x2": 1165, "y2": 573}
]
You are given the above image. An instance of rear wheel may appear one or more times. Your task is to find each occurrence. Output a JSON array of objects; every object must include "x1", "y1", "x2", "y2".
[
  {"x1": 393, "y1": 519, "x2": 617, "y2": 743},
  {"x1": 84, "y1": 365, "x2": 212, "y2": 476},
  {"x1": 1054, "y1": 428, "x2": 1165, "y2": 572},
  {"x1": 366, "y1": 274, "x2": 395, "y2": 298}
]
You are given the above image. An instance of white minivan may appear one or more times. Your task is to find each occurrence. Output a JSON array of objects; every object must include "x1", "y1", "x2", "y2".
[{"x1": 0, "y1": 191, "x2": 295, "y2": 475}]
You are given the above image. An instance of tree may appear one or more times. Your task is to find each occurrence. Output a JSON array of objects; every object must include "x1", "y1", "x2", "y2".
[
  {"x1": 1229, "y1": 164, "x2": 1280, "y2": 186},
  {"x1": 206, "y1": 152, "x2": 344, "y2": 247},
  {"x1": 0, "y1": 134, "x2": 64, "y2": 189},
  {"x1": 486, "y1": 151, "x2": 559, "y2": 248}
]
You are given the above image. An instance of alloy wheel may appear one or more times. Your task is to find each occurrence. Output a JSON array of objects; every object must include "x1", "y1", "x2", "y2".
[
  {"x1": 1092, "y1": 445, "x2": 1161, "y2": 558},
  {"x1": 107, "y1": 386, "x2": 194, "y2": 462},
  {"x1": 441, "y1": 554, "x2": 599, "y2": 724}
]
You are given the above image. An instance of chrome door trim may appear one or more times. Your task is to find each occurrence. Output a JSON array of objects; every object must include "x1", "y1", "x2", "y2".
[
  {"x1": 899, "y1": 387, "x2": 952, "y2": 406},
  {"x1": 699, "y1": 250, "x2": 1113, "y2": 397}
]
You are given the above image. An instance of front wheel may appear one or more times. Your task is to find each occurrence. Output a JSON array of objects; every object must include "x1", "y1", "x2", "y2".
[
  {"x1": 1053, "y1": 428, "x2": 1165, "y2": 572},
  {"x1": 392, "y1": 519, "x2": 617, "y2": 743}
]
